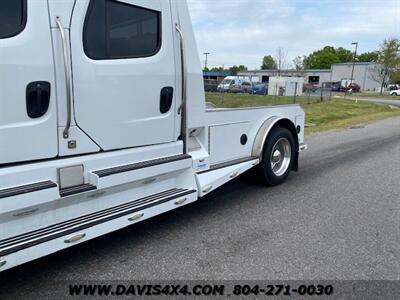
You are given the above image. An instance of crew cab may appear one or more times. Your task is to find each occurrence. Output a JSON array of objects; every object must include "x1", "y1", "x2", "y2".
[{"x1": 0, "y1": 0, "x2": 306, "y2": 271}]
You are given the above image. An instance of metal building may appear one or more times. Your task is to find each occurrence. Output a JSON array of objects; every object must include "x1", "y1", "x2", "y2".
[
  {"x1": 268, "y1": 76, "x2": 304, "y2": 96},
  {"x1": 239, "y1": 62, "x2": 384, "y2": 91},
  {"x1": 330, "y1": 62, "x2": 383, "y2": 91},
  {"x1": 239, "y1": 69, "x2": 332, "y2": 87}
]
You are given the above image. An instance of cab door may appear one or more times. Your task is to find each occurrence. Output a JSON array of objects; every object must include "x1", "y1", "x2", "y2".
[
  {"x1": 70, "y1": 0, "x2": 178, "y2": 151},
  {"x1": 0, "y1": 0, "x2": 58, "y2": 164}
]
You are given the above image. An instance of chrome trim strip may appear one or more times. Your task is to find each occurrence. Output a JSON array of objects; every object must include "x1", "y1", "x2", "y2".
[
  {"x1": 197, "y1": 157, "x2": 258, "y2": 174},
  {"x1": 206, "y1": 104, "x2": 300, "y2": 112},
  {"x1": 93, "y1": 154, "x2": 191, "y2": 178}
]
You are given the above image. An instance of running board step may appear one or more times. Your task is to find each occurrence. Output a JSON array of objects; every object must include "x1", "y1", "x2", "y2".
[
  {"x1": 0, "y1": 188, "x2": 196, "y2": 257},
  {"x1": 59, "y1": 184, "x2": 97, "y2": 198},
  {"x1": 198, "y1": 157, "x2": 258, "y2": 174},
  {"x1": 196, "y1": 158, "x2": 259, "y2": 197},
  {"x1": 0, "y1": 181, "x2": 57, "y2": 199},
  {"x1": 93, "y1": 154, "x2": 191, "y2": 178},
  {"x1": 90, "y1": 154, "x2": 193, "y2": 190}
]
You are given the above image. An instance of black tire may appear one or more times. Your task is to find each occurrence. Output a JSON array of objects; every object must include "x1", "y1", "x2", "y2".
[{"x1": 257, "y1": 127, "x2": 295, "y2": 186}]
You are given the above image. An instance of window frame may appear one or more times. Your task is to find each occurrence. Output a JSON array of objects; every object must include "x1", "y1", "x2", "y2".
[
  {"x1": 0, "y1": 0, "x2": 28, "y2": 39},
  {"x1": 83, "y1": 0, "x2": 162, "y2": 60}
]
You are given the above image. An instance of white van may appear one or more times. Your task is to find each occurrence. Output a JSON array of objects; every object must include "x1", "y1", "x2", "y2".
[{"x1": 217, "y1": 76, "x2": 249, "y2": 92}]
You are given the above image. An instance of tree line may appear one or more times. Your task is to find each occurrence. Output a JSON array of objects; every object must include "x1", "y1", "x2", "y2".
[{"x1": 204, "y1": 38, "x2": 400, "y2": 84}]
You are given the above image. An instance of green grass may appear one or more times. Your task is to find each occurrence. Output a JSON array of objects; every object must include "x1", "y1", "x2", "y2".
[
  {"x1": 205, "y1": 92, "x2": 400, "y2": 135},
  {"x1": 303, "y1": 99, "x2": 400, "y2": 134}
]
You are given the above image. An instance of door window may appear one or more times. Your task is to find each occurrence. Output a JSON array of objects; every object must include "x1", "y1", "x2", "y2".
[
  {"x1": 0, "y1": 0, "x2": 27, "y2": 39},
  {"x1": 84, "y1": 0, "x2": 161, "y2": 59}
]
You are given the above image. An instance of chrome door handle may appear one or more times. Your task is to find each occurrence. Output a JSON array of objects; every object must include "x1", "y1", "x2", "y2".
[{"x1": 55, "y1": 16, "x2": 72, "y2": 139}]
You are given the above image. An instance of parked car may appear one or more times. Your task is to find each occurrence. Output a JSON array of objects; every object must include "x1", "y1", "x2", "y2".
[
  {"x1": 347, "y1": 83, "x2": 361, "y2": 93},
  {"x1": 340, "y1": 83, "x2": 360, "y2": 93},
  {"x1": 252, "y1": 83, "x2": 268, "y2": 95},
  {"x1": 388, "y1": 84, "x2": 400, "y2": 91},
  {"x1": 390, "y1": 89, "x2": 400, "y2": 96},
  {"x1": 229, "y1": 81, "x2": 253, "y2": 93},
  {"x1": 204, "y1": 79, "x2": 219, "y2": 92},
  {"x1": 330, "y1": 81, "x2": 342, "y2": 92},
  {"x1": 303, "y1": 83, "x2": 319, "y2": 93}
]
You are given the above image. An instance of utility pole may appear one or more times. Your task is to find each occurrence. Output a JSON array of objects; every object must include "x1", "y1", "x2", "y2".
[
  {"x1": 345, "y1": 42, "x2": 358, "y2": 99},
  {"x1": 203, "y1": 52, "x2": 210, "y2": 70},
  {"x1": 350, "y1": 42, "x2": 358, "y2": 85}
]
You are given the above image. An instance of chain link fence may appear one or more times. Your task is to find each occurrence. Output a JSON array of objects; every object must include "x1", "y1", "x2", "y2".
[{"x1": 205, "y1": 81, "x2": 332, "y2": 108}]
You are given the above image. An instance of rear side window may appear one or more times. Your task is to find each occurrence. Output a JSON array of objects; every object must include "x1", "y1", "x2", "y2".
[
  {"x1": 84, "y1": 0, "x2": 161, "y2": 60},
  {"x1": 0, "y1": 0, "x2": 27, "y2": 39}
]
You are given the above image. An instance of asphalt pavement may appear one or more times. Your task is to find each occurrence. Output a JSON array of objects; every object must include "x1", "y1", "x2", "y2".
[
  {"x1": 349, "y1": 96, "x2": 400, "y2": 107},
  {"x1": 1, "y1": 117, "x2": 399, "y2": 297}
]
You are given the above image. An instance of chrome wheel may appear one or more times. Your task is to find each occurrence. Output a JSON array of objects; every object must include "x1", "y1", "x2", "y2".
[{"x1": 270, "y1": 138, "x2": 292, "y2": 177}]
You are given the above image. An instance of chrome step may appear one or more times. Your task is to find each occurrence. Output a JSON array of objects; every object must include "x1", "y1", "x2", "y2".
[
  {"x1": 0, "y1": 181, "x2": 57, "y2": 199},
  {"x1": 93, "y1": 154, "x2": 191, "y2": 178},
  {"x1": 198, "y1": 157, "x2": 257, "y2": 174},
  {"x1": 59, "y1": 184, "x2": 96, "y2": 197}
]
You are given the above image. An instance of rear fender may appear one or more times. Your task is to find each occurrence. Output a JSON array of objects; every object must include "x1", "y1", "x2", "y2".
[{"x1": 252, "y1": 117, "x2": 299, "y2": 170}]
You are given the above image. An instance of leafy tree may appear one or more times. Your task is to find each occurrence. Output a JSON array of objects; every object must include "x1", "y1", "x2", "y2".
[
  {"x1": 371, "y1": 38, "x2": 400, "y2": 94},
  {"x1": 261, "y1": 55, "x2": 277, "y2": 69},
  {"x1": 391, "y1": 70, "x2": 400, "y2": 84},
  {"x1": 210, "y1": 67, "x2": 225, "y2": 72},
  {"x1": 335, "y1": 47, "x2": 354, "y2": 63},
  {"x1": 229, "y1": 65, "x2": 248, "y2": 75},
  {"x1": 303, "y1": 46, "x2": 341, "y2": 69},
  {"x1": 358, "y1": 51, "x2": 379, "y2": 62},
  {"x1": 303, "y1": 46, "x2": 358, "y2": 69},
  {"x1": 203, "y1": 67, "x2": 210, "y2": 72},
  {"x1": 293, "y1": 56, "x2": 304, "y2": 70}
]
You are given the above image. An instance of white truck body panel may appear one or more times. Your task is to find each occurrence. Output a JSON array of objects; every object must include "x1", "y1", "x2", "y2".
[
  {"x1": 0, "y1": 0, "x2": 58, "y2": 164},
  {"x1": 0, "y1": 0, "x2": 306, "y2": 271},
  {"x1": 70, "y1": 0, "x2": 179, "y2": 151}
]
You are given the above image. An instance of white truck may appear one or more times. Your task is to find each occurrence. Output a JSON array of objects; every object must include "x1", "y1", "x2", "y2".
[{"x1": 0, "y1": 0, "x2": 306, "y2": 271}]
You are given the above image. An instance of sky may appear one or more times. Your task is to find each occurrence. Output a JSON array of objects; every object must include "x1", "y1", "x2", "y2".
[{"x1": 186, "y1": 0, "x2": 400, "y2": 70}]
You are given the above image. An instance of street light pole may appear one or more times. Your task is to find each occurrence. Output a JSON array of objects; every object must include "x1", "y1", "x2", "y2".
[
  {"x1": 203, "y1": 52, "x2": 210, "y2": 70},
  {"x1": 345, "y1": 42, "x2": 358, "y2": 99}
]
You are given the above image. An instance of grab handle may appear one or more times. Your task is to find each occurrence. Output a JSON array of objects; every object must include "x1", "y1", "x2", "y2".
[
  {"x1": 175, "y1": 24, "x2": 188, "y2": 154},
  {"x1": 55, "y1": 16, "x2": 72, "y2": 139}
]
